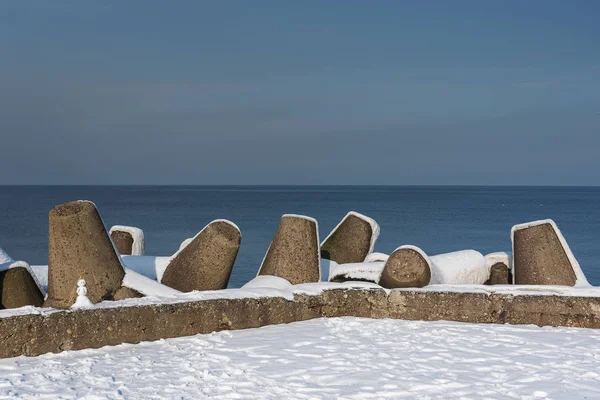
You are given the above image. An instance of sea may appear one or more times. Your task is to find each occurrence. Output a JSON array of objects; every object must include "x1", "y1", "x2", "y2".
[{"x1": 1, "y1": 186, "x2": 599, "y2": 287}]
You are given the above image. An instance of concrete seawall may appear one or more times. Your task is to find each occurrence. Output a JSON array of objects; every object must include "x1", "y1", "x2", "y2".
[{"x1": 1, "y1": 288, "x2": 600, "y2": 359}]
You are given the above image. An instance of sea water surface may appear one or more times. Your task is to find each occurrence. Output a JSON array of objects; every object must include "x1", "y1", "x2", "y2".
[{"x1": 0, "y1": 186, "x2": 599, "y2": 287}]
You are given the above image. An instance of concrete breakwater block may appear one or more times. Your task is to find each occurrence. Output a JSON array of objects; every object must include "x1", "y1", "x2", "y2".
[
  {"x1": 45, "y1": 201, "x2": 134, "y2": 308},
  {"x1": 161, "y1": 220, "x2": 241, "y2": 292},
  {"x1": 258, "y1": 214, "x2": 321, "y2": 284},
  {"x1": 0, "y1": 251, "x2": 45, "y2": 309},
  {"x1": 321, "y1": 211, "x2": 380, "y2": 264},
  {"x1": 512, "y1": 219, "x2": 588, "y2": 286},
  {"x1": 379, "y1": 245, "x2": 431, "y2": 288},
  {"x1": 110, "y1": 225, "x2": 145, "y2": 256}
]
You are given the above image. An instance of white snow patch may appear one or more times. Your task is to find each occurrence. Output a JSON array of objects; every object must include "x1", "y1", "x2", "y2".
[
  {"x1": 122, "y1": 268, "x2": 181, "y2": 297},
  {"x1": 320, "y1": 211, "x2": 381, "y2": 257},
  {"x1": 242, "y1": 275, "x2": 293, "y2": 291},
  {"x1": 109, "y1": 225, "x2": 145, "y2": 255},
  {"x1": 120, "y1": 255, "x2": 172, "y2": 282},
  {"x1": 364, "y1": 252, "x2": 389, "y2": 263},
  {"x1": 511, "y1": 219, "x2": 591, "y2": 287},
  {"x1": 3, "y1": 317, "x2": 600, "y2": 399},
  {"x1": 258, "y1": 214, "x2": 322, "y2": 281},
  {"x1": 429, "y1": 249, "x2": 489, "y2": 285},
  {"x1": 485, "y1": 251, "x2": 512, "y2": 270},
  {"x1": 178, "y1": 237, "x2": 193, "y2": 251},
  {"x1": 329, "y1": 261, "x2": 385, "y2": 283},
  {"x1": 0, "y1": 247, "x2": 13, "y2": 264}
]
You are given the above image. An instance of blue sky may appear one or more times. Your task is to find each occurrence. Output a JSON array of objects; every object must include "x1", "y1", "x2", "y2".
[{"x1": 1, "y1": 1, "x2": 599, "y2": 185}]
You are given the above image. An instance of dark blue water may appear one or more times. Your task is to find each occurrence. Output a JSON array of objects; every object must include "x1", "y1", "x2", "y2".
[{"x1": 1, "y1": 186, "x2": 599, "y2": 287}]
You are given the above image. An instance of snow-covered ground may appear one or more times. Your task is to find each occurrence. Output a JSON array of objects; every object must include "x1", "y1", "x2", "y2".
[{"x1": 1, "y1": 318, "x2": 600, "y2": 399}]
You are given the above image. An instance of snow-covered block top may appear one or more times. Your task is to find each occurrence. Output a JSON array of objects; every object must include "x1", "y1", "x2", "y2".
[
  {"x1": 178, "y1": 238, "x2": 193, "y2": 252},
  {"x1": 320, "y1": 211, "x2": 381, "y2": 256},
  {"x1": 328, "y1": 261, "x2": 385, "y2": 283},
  {"x1": 485, "y1": 252, "x2": 512, "y2": 270},
  {"x1": 511, "y1": 219, "x2": 590, "y2": 287},
  {"x1": 364, "y1": 252, "x2": 389, "y2": 263},
  {"x1": 109, "y1": 225, "x2": 145, "y2": 256},
  {"x1": 0, "y1": 251, "x2": 46, "y2": 295},
  {"x1": 122, "y1": 268, "x2": 181, "y2": 297},
  {"x1": 429, "y1": 249, "x2": 489, "y2": 285}
]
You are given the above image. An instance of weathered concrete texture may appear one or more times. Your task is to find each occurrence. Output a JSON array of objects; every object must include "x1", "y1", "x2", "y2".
[
  {"x1": 45, "y1": 201, "x2": 131, "y2": 308},
  {"x1": 110, "y1": 230, "x2": 134, "y2": 255},
  {"x1": 379, "y1": 247, "x2": 431, "y2": 288},
  {"x1": 2, "y1": 288, "x2": 600, "y2": 359},
  {"x1": 258, "y1": 215, "x2": 320, "y2": 284},
  {"x1": 162, "y1": 220, "x2": 241, "y2": 292},
  {"x1": 321, "y1": 213, "x2": 376, "y2": 264},
  {"x1": 513, "y1": 222, "x2": 577, "y2": 286},
  {"x1": 0, "y1": 268, "x2": 44, "y2": 309},
  {"x1": 485, "y1": 263, "x2": 513, "y2": 285},
  {"x1": 114, "y1": 286, "x2": 144, "y2": 301}
]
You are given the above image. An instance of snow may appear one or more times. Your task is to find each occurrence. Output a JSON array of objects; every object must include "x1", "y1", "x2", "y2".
[
  {"x1": 320, "y1": 211, "x2": 380, "y2": 257},
  {"x1": 485, "y1": 251, "x2": 512, "y2": 270},
  {"x1": 0, "y1": 253, "x2": 46, "y2": 295},
  {"x1": 364, "y1": 252, "x2": 389, "y2": 263},
  {"x1": 2, "y1": 317, "x2": 600, "y2": 399},
  {"x1": 258, "y1": 214, "x2": 322, "y2": 282},
  {"x1": 242, "y1": 275, "x2": 293, "y2": 291},
  {"x1": 512, "y1": 219, "x2": 591, "y2": 287},
  {"x1": 121, "y1": 268, "x2": 181, "y2": 297},
  {"x1": 328, "y1": 261, "x2": 385, "y2": 283},
  {"x1": 120, "y1": 255, "x2": 171, "y2": 282},
  {"x1": 109, "y1": 225, "x2": 145, "y2": 256},
  {"x1": 71, "y1": 279, "x2": 94, "y2": 309},
  {"x1": 178, "y1": 237, "x2": 193, "y2": 251},
  {"x1": 0, "y1": 247, "x2": 13, "y2": 264},
  {"x1": 429, "y1": 249, "x2": 489, "y2": 285}
]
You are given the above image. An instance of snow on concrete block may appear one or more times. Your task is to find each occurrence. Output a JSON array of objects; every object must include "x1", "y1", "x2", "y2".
[
  {"x1": 364, "y1": 252, "x2": 389, "y2": 263},
  {"x1": 511, "y1": 219, "x2": 589, "y2": 286},
  {"x1": 110, "y1": 225, "x2": 145, "y2": 256},
  {"x1": 328, "y1": 261, "x2": 385, "y2": 284},
  {"x1": 485, "y1": 252, "x2": 512, "y2": 270},
  {"x1": 45, "y1": 200, "x2": 136, "y2": 308},
  {"x1": 121, "y1": 268, "x2": 180, "y2": 298},
  {"x1": 429, "y1": 250, "x2": 488, "y2": 285},
  {"x1": 242, "y1": 275, "x2": 293, "y2": 291},
  {"x1": 258, "y1": 214, "x2": 321, "y2": 284},
  {"x1": 321, "y1": 211, "x2": 380, "y2": 264},
  {"x1": 0, "y1": 259, "x2": 45, "y2": 309},
  {"x1": 379, "y1": 245, "x2": 431, "y2": 288},
  {"x1": 161, "y1": 220, "x2": 241, "y2": 292},
  {"x1": 178, "y1": 238, "x2": 193, "y2": 252},
  {"x1": 484, "y1": 252, "x2": 512, "y2": 285},
  {"x1": 0, "y1": 248, "x2": 12, "y2": 264}
]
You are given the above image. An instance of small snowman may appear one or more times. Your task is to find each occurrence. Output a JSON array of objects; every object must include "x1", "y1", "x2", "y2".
[{"x1": 72, "y1": 279, "x2": 94, "y2": 308}]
